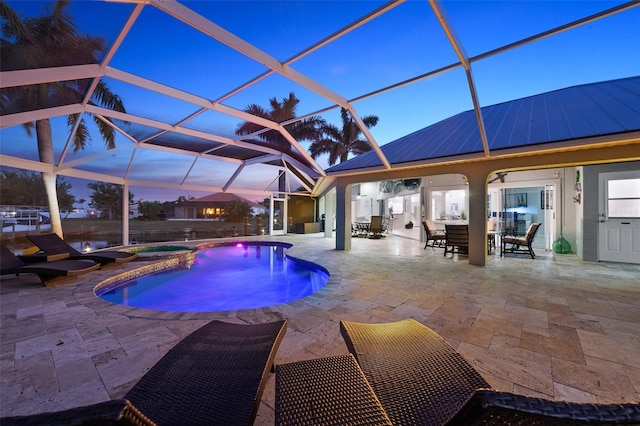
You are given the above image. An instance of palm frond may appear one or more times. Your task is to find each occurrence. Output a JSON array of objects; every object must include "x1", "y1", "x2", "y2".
[
  {"x1": 92, "y1": 115, "x2": 116, "y2": 149},
  {"x1": 92, "y1": 80, "x2": 126, "y2": 113},
  {"x1": 68, "y1": 114, "x2": 91, "y2": 152}
]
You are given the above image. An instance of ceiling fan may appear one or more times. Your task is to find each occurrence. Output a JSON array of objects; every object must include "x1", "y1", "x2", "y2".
[{"x1": 489, "y1": 172, "x2": 508, "y2": 184}]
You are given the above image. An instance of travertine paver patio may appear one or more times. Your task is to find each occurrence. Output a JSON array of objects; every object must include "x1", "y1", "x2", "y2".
[{"x1": 1, "y1": 233, "x2": 639, "y2": 424}]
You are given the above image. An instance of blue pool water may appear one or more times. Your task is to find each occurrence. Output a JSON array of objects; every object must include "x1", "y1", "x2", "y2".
[{"x1": 96, "y1": 243, "x2": 329, "y2": 312}]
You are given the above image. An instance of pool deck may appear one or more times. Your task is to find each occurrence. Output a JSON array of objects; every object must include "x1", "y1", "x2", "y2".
[{"x1": 1, "y1": 233, "x2": 639, "y2": 423}]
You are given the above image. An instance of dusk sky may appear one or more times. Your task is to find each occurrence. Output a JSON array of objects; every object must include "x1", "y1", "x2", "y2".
[{"x1": 1, "y1": 0, "x2": 638, "y2": 204}]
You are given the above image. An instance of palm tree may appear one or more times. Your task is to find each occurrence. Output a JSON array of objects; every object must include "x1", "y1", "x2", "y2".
[
  {"x1": 236, "y1": 92, "x2": 324, "y2": 152},
  {"x1": 1, "y1": 0, "x2": 126, "y2": 237},
  {"x1": 309, "y1": 108, "x2": 379, "y2": 166}
]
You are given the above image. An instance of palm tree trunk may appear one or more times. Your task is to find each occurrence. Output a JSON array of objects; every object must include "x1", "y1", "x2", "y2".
[{"x1": 36, "y1": 119, "x2": 63, "y2": 238}]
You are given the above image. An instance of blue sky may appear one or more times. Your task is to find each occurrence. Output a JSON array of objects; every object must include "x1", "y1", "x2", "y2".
[{"x1": 1, "y1": 0, "x2": 638, "y2": 203}]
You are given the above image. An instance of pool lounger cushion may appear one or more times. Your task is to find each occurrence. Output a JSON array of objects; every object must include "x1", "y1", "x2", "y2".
[
  {"x1": 27, "y1": 233, "x2": 138, "y2": 265},
  {"x1": 1, "y1": 242, "x2": 100, "y2": 285},
  {"x1": 125, "y1": 319, "x2": 287, "y2": 426}
]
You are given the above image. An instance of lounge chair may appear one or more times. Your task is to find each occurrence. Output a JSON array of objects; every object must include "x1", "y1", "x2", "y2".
[
  {"x1": 447, "y1": 389, "x2": 640, "y2": 425},
  {"x1": 2, "y1": 319, "x2": 288, "y2": 426},
  {"x1": 0, "y1": 242, "x2": 100, "y2": 285},
  {"x1": 1, "y1": 399, "x2": 154, "y2": 426},
  {"x1": 340, "y1": 318, "x2": 489, "y2": 425},
  {"x1": 27, "y1": 233, "x2": 138, "y2": 266},
  {"x1": 444, "y1": 224, "x2": 468, "y2": 256},
  {"x1": 501, "y1": 222, "x2": 541, "y2": 258},
  {"x1": 423, "y1": 220, "x2": 445, "y2": 248},
  {"x1": 125, "y1": 319, "x2": 287, "y2": 426},
  {"x1": 340, "y1": 319, "x2": 640, "y2": 425}
]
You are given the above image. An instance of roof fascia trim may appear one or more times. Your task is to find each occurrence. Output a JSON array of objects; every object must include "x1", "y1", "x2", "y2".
[{"x1": 324, "y1": 132, "x2": 640, "y2": 177}]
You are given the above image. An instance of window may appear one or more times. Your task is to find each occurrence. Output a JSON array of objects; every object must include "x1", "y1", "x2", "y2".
[
  {"x1": 388, "y1": 197, "x2": 404, "y2": 214},
  {"x1": 608, "y1": 178, "x2": 640, "y2": 218}
]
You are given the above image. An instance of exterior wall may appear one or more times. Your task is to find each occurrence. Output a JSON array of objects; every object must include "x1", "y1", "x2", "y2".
[
  {"x1": 322, "y1": 144, "x2": 638, "y2": 265},
  {"x1": 583, "y1": 160, "x2": 639, "y2": 262},
  {"x1": 574, "y1": 166, "x2": 584, "y2": 259}
]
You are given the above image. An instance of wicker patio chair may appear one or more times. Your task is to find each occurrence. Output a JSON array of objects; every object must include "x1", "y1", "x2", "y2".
[
  {"x1": 1, "y1": 242, "x2": 100, "y2": 285},
  {"x1": 27, "y1": 233, "x2": 138, "y2": 266},
  {"x1": 340, "y1": 318, "x2": 489, "y2": 425}
]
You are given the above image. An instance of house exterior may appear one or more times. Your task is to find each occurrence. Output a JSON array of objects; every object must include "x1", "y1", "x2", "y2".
[{"x1": 174, "y1": 193, "x2": 263, "y2": 220}]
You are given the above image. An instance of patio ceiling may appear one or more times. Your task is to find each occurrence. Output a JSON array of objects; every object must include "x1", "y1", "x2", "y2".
[{"x1": 1, "y1": 0, "x2": 639, "y2": 201}]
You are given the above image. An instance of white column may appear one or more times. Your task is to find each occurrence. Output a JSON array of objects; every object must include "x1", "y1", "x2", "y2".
[
  {"x1": 335, "y1": 183, "x2": 351, "y2": 250},
  {"x1": 122, "y1": 182, "x2": 130, "y2": 246}
]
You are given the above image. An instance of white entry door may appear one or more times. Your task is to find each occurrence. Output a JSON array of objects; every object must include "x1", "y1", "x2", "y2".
[{"x1": 598, "y1": 170, "x2": 640, "y2": 264}]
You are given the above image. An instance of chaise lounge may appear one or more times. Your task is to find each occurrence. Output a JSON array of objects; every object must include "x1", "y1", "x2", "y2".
[
  {"x1": 340, "y1": 318, "x2": 489, "y2": 425},
  {"x1": 27, "y1": 233, "x2": 138, "y2": 266},
  {"x1": 2, "y1": 319, "x2": 288, "y2": 426},
  {"x1": 1, "y1": 242, "x2": 100, "y2": 285},
  {"x1": 339, "y1": 319, "x2": 640, "y2": 425}
]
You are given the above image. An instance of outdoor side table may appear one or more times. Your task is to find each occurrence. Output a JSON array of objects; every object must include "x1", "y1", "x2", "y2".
[{"x1": 275, "y1": 354, "x2": 392, "y2": 425}]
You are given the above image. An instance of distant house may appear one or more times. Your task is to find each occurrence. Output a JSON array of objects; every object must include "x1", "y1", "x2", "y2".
[
  {"x1": 174, "y1": 193, "x2": 263, "y2": 220},
  {"x1": 128, "y1": 203, "x2": 141, "y2": 219}
]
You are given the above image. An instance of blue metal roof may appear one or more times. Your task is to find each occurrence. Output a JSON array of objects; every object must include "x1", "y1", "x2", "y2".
[{"x1": 327, "y1": 76, "x2": 640, "y2": 173}]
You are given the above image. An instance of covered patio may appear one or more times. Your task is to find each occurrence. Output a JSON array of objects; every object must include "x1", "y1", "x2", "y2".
[{"x1": 1, "y1": 233, "x2": 639, "y2": 421}]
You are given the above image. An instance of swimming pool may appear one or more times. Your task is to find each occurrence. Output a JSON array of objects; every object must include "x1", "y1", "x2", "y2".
[{"x1": 96, "y1": 242, "x2": 329, "y2": 312}]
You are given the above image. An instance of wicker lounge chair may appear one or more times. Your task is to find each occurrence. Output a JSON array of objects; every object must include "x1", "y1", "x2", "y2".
[
  {"x1": 340, "y1": 319, "x2": 640, "y2": 425},
  {"x1": 1, "y1": 399, "x2": 155, "y2": 426},
  {"x1": 2, "y1": 319, "x2": 287, "y2": 426},
  {"x1": 125, "y1": 319, "x2": 287, "y2": 426},
  {"x1": 1, "y1": 242, "x2": 100, "y2": 285},
  {"x1": 447, "y1": 389, "x2": 640, "y2": 425},
  {"x1": 27, "y1": 233, "x2": 137, "y2": 266},
  {"x1": 340, "y1": 318, "x2": 489, "y2": 425}
]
